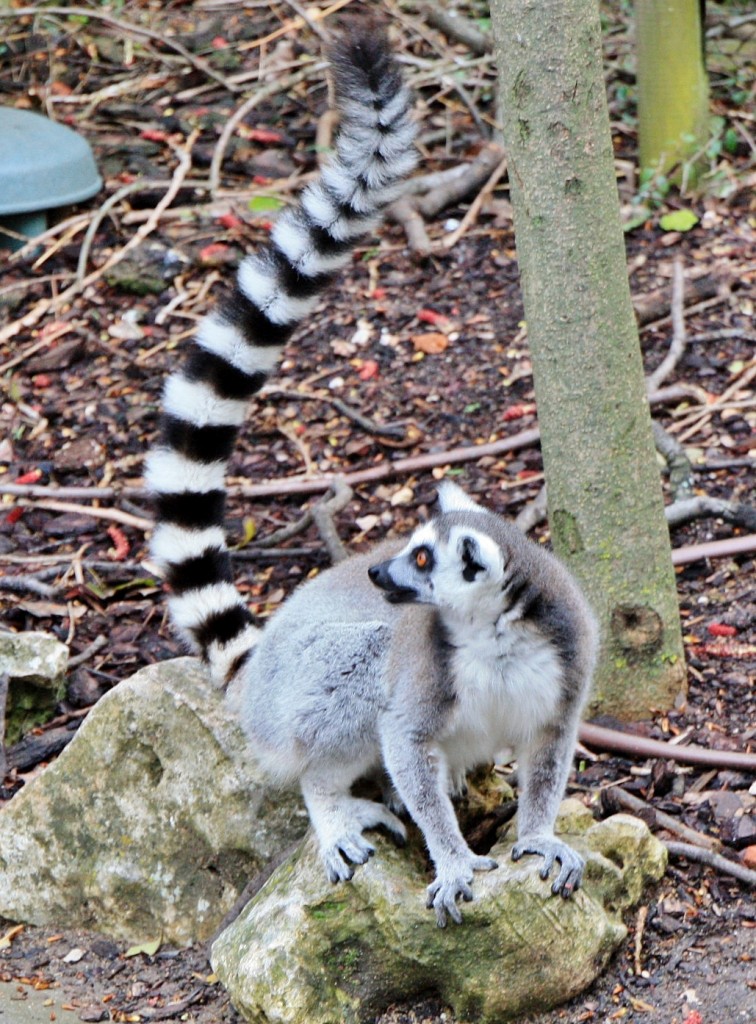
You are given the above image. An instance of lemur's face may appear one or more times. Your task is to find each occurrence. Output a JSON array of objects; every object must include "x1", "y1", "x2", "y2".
[{"x1": 368, "y1": 519, "x2": 506, "y2": 610}]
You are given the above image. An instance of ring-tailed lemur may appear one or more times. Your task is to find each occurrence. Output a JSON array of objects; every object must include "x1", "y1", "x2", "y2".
[{"x1": 146, "y1": 26, "x2": 599, "y2": 927}]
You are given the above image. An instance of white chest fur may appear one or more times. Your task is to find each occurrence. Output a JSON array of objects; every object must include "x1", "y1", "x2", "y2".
[{"x1": 440, "y1": 620, "x2": 563, "y2": 770}]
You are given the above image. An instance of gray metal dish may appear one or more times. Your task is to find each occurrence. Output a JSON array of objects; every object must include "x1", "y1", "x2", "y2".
[{"x1": 0, "y1": 107, "x2": 101, "y2": 215}]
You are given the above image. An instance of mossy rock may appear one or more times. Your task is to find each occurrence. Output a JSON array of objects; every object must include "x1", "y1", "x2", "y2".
[
  {"x1": 0, "y1": 631, "x2": 68, "y2": 744},
  {"x1": 212, "y1": 802, "x2": 666, "y2": 1024}
]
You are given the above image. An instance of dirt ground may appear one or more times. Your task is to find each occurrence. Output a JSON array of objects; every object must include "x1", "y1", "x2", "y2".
[{"x1": 1, "y1": 2, "x2": 754, "y2": 1022}]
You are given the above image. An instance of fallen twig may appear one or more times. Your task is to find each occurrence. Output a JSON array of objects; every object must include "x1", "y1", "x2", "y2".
[
  {"x1": 135, "y1": 987, "x2": 205, "y2": 1021},
  {"x1": 219, "y1": 427, "x2": 542, "y2": 499},
  {"x1": 646, "y1": 259, "x2": 686, "y2": 392},
  {"x1": 634, "y1": 270, "x2": 728, "y2": 328},
  {"x1": 388, "y1": 197, "x2": 432, "y2": 257},
  {"x1": 653, "y1": 421, "x2": 694, "y2": 501},
  {"x1": 416, "y1": 143, "x2": 505, "y2": 219},
  {"x1": 422, "y1": 2, "x2": 493, "y2": 55},
  {"x1": 310, "y1": 478, "x2": 354, "y2": 564},
  {"x1": 68, "y1": 634, "x2": 109, "y2": 668},
  {"x1": 671, "y1": 533, "x2": 756, "y2": 565},
  {"x1": 236, "y1": 0, "x2": 355, "y2": 52},
  {"x1": 208, "y1": 62, "x2": 326, "y2": 195},
  {"x1": 441, "y1": 154, "x2": 508, "y2": 249},
  {"x1": 602, "y1": 786, "x2": 722, "y2": 852},
  {"x1": 6, "y1": 722, "x2": 82, "y2": 773},
  {"x1": 15, "y1": 498, "x2": 151, "y2": 531},
  {"x1": 579, "y1": 721, "x2": 756, "y2": 771},
  {"x1": 0, "y1": 574, "x2": 60, "y2": 599},
  {"x1": 665, "y1": 496, "x2": 756, "y2": 532},
  {"x1": 0, "y1": 321, "x2": 80, "y2": 375},
  {"x1": 76, "y1": 181, "x2": 151, "y2": 282},
  {"x1": 674, "y1": 359, "x2": 756, "y2": 443},
  {"x1": 663, "y1": 840, "x2": 756, "y2": 887},
  {"x1": 514, "y1": 484, "x2": 547, "y2": 533},
  {"x1": 264, "y1": 387, "x2": 406, "y2": 439},
  {"x1": 633, "y1": 905, "x2": 649, "y2": 977}
]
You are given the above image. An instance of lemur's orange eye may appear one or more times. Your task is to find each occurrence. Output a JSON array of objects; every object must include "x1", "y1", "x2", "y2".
[{"x1": 415, "y1": 548, "x2": 429, "y2": 569}]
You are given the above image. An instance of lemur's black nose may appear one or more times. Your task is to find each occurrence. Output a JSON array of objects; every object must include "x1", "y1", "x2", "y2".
[{"x1": 368, "y1": 560, "x2": 392, "y2": 588}]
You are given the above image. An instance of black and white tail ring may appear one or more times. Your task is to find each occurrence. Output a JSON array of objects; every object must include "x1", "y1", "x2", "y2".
[{"x1": 145, "y1": 28, "x2": 418, "y2": 687}]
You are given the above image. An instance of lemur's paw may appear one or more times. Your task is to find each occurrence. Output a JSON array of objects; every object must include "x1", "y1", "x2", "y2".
[
  {"x1": 511, "y1": 836, "x2": 584, "y2": 897},
  {"x1": 374, "y1": 807, "x2": 408, "y2": 846},
  {"x1": 322, "y1": 834, "x2": 375, "y2": 883},
  {"x1": 426, "y1": 874, "x2": 472, "y2": 927},
  {"x1": 353, "y1": 798, "x2": 408, "y2": 847},
  {"x1": 426, "y1": 853, "x2": 498, "y2": 927},
  {"x1": 471, "y1": 853, "x2": 498, "y2": 873}
]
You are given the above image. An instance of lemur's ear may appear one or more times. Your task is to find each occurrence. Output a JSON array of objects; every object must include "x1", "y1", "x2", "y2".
[
  {"x1": 437, "y1": 481, "x2": 484, "y2": 514},
  {"x1": 458, "y1": 535, "x2": 486, "y2": 581},
  {"x1": 451, "y1": 527, "x2": 505, "y2": 584}
]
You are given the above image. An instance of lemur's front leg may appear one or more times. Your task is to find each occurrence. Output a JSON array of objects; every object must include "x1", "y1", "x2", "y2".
[
  {"x1": 512, "y1": 721, "x2": 584, "y2": 897},
  {"x1": 381, "y1": 727, "x2": 497, "y2": 926}
]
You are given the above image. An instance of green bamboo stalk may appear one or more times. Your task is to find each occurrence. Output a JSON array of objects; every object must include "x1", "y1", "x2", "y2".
[{"x1": 637, "y1": 0, "x2": 710, "y2": 180}]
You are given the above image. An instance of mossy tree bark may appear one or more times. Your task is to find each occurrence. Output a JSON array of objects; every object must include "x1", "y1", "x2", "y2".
[
  {"x1": 489, "y1": 0, "x2": 686, "y2": 718},
  {"x1": 636, "y1": 0, "x2": 709, "y2": 180}
]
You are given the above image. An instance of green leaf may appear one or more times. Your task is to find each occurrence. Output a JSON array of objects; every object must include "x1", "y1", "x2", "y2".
[
  {"x1": 659, "y1": 209, "x2": 699, "y2": 233},
  {"x1": 623, "y1": 206, "x2": 651, "y2": 233},
  {"x1": 232, "y1": 517, "x2": 257, "y2": 550},
  {"x1": 125, "y1": 937, "x2": 161, "y2": 958},
  {"x1": 248, "y1": 195, "x2": 283, "y2": 213}
]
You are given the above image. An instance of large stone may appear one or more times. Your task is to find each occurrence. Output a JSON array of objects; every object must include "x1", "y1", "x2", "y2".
[
  {"x1": 0, "y1": 631, "x2": 68, "y2": 744},
  {"x1": 0, "y1": 658, "x2": 308, "y2": 945},
  {"x1": 212, "y1": 801, "x2": 667, "y2": 1024}
]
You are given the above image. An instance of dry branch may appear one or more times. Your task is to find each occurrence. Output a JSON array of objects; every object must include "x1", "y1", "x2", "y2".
[
  {"x1": 665, "y1": 496, "x2": 756, "y2": 531},
  {"x1": 422, "y1": 3, "x2": 493, "y2": 55},
  {"x1": 6, "y1": 722, "x2": 82, "y2": 773},
  {"x1": 15, "y1": 498, "x2": 151, "y2": 532},
  {"x1": 602, "y1": 786, "x2": 722, "y2": 852},
  {"x1": 671, "y1": 534, "x2": 756, "y2": 564},
  {"x1": 579, "y1": 721, "x2": 756, "y2": 771},
  {"x1": 634, "y1": 271, "x2": 727, "y2": 327},
  {"x1": 653, "y1": 422, "x2": 694, "y2": 501},
  {"x1": 208, "y1": 62, "x2": 326, "y2": 195},
  {"x1": 646, "y1": 258, "x2": 687, "y2": 392},
  {"x1": 664, "y1": 841, "x2": 756, "y2": 887},
  {"x1": 415, "y1": 143, "x2": 506, "y2": 218},
  {"x1": 310, "y1": 478, "x2": 354, "y2": 564},
  {"x1": 441, "y1": 154, "x2": 508, "y2": 249}
]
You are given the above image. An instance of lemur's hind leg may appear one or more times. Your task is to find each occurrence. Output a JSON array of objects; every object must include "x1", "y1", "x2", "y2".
[{"x1": 301, "y1": 762, "x2": 407, "y2": 883}]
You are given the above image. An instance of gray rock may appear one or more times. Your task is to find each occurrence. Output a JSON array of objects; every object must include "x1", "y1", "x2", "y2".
[
  {"x1": 0, "y1": 658, "x2": 308, "y2": 945},
  {"x1": 0, "y1": 631, "x2": 68, "y2": 744},
  {"x1": 212, "y1": 800, "x2": 667, "y2": 1024}
]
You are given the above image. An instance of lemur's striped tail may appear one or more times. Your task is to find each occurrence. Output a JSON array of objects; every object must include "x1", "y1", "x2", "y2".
[{"x1": 146, "y1": 27, "x2": 417, "y2": 687}]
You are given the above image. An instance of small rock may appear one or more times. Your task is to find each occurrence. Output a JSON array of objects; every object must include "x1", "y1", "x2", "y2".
[
  {"x1": 0, "y1": 631, "x2": 68, "y2": 744},
  {"x1": 740, "y1": 846, "x2": 756, "y2": 870}
]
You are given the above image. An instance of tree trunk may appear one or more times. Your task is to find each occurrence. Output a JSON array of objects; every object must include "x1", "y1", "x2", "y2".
[
  {"x1": 636, "y1": 0, "x2": 709, "y2": 181},
  {"x1": 489, "y1": 0, "x2": 686, "y2": 719}
]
